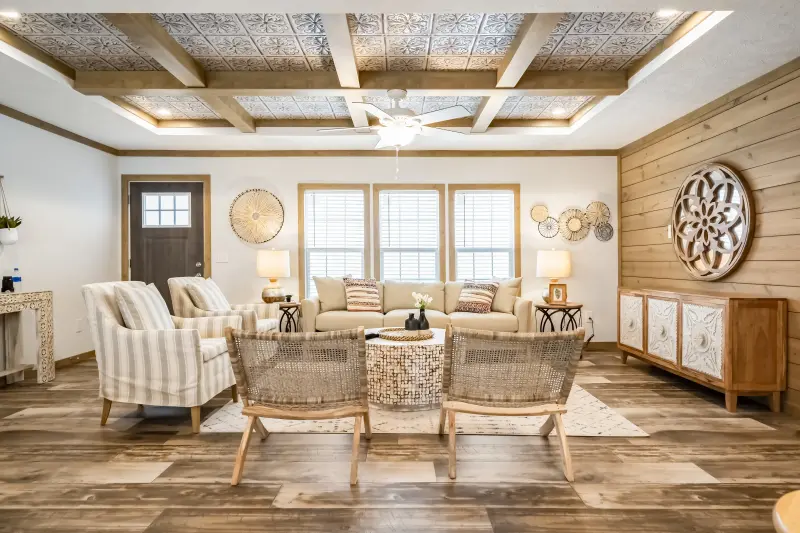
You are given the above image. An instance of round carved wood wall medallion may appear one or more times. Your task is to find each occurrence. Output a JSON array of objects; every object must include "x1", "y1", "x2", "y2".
[
  {"x1": 671, "y1": 164, "x2": 753, "y2": 280},
  {"x1": 229, "y1": 189, "x2": 284, "y2": 244}
]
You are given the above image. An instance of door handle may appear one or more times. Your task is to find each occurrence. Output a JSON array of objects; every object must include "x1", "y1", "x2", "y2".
[
  {"x1": 195, "y1": 273, "x2": 202, "y2": 277},
  {"x1": 195, "y1": 262, "x2": 202, "y2": 267}
]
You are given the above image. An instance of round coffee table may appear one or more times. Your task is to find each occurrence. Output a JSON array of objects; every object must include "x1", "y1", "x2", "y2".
[{"x1": 365, "y1": 327, "x2": 445, "y2": 411}]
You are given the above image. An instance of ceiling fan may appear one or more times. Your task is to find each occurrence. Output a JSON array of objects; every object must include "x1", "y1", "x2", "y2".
[{"x1": 319, "y1": 89, "x2": 472, "y2": 149}]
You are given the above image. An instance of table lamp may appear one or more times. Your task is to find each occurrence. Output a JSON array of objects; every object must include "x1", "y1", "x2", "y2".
[
  {"x1": 536, "y1": 249, "x2": 571, "y2": 304},
  {"x1": 257, "y1": 249, "x2": 290, "y2": 303}
]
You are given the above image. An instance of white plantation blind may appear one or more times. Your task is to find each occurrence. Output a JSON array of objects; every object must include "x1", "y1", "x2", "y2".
[
  {"x1": 453, "y1": 189, "x2": 515, "y2": 280},
  {"x1": 379, "y1": 189, "x2": 440, "y2": 281},
  {"x1": 304, "y1": 189, "x2": 366, "y2": 297}
]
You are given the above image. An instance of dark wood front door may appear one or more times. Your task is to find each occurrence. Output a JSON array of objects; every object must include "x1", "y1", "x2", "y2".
[{"x1": 129, "y1": 181, "x2": 205, "y2": 310}]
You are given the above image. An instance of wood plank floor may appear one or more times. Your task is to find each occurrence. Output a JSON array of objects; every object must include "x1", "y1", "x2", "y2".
[{"x1": 1, "y1": 351, "x2": 798, "y2": 532}]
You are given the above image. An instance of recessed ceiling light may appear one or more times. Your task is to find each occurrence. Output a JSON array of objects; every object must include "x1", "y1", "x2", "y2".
[
  {"x1": 0, "y1": 11, "x2": 21, "y2": 19},
  {"x1": 156, "y1": 108, "x2": 172, "y2": 117},
  {"x1": 656, "y1": 9, "x2": 679, "y2": 18},
  {"x1": 552, "y1": 107, "x2": 567, "y2": 117}
]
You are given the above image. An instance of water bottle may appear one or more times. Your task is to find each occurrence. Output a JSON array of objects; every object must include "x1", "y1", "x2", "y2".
[{"x1": 12, "y1": 267, "x2": 21, "y2": 292}]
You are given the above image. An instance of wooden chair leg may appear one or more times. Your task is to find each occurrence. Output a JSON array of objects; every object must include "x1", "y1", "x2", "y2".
[
  {"x1": 539, "y1": 414, "x2": 555, "y2": 437},
  {"x1": 254, "y1": 417, "x2": 269, "y2": 440},
  {"x1": 438, "y1": 407, "x2": 447, "y2": 435},
  {"x1": 363, "y1": 411, "x2": 372, "y2": 440},
  {"x1": 100, "y1": 398, "x2": 112, "y2": 426},
  {"x1": 136, "y1": 404, "x2": 144, "y2": 415},
  {"x1": 231, "y1": 384, "x2": 239, "y2": 403},
  {"x1": 350, "y1": 415, "x2": 362, "y2": 486},
  {"x1": 448, "y1": 410, "x2": 457, "y2": 480},
  {"x1": 553, "y1": 412, "x2": 574, "y2": 482},
  {"x1": 620, "y1": 352, "x2": 628, "y2": 364},
  {"x1": 231, "y1": 416, "x2": 256, "y2": 486},
  {"x1": 725, "y1": 392, "x2": 738, "y2": 413},
  {"x1": 190, "y1": 406, "x2": 202, "y2": 434},
  {"x1": 769, "y1": 391, "x2": 782, "y2": 413}
]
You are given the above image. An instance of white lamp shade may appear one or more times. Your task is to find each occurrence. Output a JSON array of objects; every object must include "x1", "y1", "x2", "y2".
[
  {"x1": 257, "y1": 249, "x2": 290, "y2": 279},
  {"x1": 536, "y1": 250, "x2": 571, "y2": 279}
]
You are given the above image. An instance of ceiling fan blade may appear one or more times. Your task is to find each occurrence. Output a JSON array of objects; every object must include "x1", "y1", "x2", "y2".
[
  {"x1": 349, "y1": 102, "x2": 393, "y2": 121},
  {"x1": 318, "y1": 126, "x2": 378, "y2": 134},
  {"x1": 420, "y1": 126, "x2": 467, "y2": 138},
  {"x1": 416, "y1": 105, "x2": 471, "y2": 125}
]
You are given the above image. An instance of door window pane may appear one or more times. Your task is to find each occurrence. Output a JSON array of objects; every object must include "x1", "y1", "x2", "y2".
[{"x1": 142, "y1": 193, "x2": 191, "y2": 228}]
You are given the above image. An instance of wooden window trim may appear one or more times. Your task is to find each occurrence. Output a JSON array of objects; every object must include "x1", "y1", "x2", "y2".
[
  {"x1": 121, "y1": 174, "x2": 211, "y2": 281},
  {"x1": 447, "y1": 184, "x2": 521, "y2": 281},
  {"x1": 298, "y1": 183, "x2": 371, "y2": 300},
  {"x1": 373, "y1": 183, "x2": 446, "y2": 283}
]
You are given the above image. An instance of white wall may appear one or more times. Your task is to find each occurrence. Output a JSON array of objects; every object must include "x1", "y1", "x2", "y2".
[
  {"x1": 120, "y1": 156, "x2": 619, "y2": 341},
  {"x1": 0, "y1": 115, "x2": 119, "y2": 362}
]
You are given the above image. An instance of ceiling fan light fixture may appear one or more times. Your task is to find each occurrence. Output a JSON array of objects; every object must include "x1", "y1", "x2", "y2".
[{"x1": 377, "y1": 123, "x2": 419, "y2": 148}]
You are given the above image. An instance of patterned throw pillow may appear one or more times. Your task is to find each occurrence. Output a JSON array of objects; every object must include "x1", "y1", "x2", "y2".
[
  {"x1": 454, "y1": 280, "x2": 500, "y2": 314},
  {"x1": 187, "y1": 278, "x2": 231, "y2": 311},
  {"x1": 115, "y1": 283, "x2": 174, "y2": 330},
  {"x1": 344, "y1": 278, "x2": 381, "y2": 312}
]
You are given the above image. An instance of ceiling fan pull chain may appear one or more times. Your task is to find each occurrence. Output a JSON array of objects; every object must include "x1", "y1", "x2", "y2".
[{"x1": 395, "y1": 147, "x2": 400, "y2": 180}]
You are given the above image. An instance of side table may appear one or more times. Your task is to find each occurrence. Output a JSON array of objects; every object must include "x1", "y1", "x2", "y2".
[
  {"x1": 535, "y1": 302, "x2": 583, "y2": 333},
  {"x1": 278, "y1": 302, "x2": 301, "y2": 332}
]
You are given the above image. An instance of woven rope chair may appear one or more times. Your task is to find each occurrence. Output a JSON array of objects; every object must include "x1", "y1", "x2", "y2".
[
  {"x1": 224, "y1": 326, "x2": 371, "y2": 486},
  {"x1": 439, "y1": 325, "x2": 585, "y2": 481}
]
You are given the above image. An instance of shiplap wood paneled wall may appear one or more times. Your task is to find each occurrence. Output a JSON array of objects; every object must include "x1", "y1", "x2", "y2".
[{"x1": 619, "y1": 56, "x2": 800, "y2": 415}]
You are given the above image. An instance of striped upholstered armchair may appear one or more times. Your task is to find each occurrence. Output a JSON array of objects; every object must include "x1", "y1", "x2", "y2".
[
  {"x1": 168, "y1": 277, "x2": 278, "y2": 332},
  {"x1": 83, "y1": 281, "x2": 241, "y2": 433}
]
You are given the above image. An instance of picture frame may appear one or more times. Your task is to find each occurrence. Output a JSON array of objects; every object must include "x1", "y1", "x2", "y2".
[{"x1": 549, "y1": 283, "x2": 568, "y2": 305}]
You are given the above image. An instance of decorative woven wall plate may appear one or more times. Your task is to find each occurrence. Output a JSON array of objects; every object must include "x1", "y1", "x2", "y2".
[
  {"x1": 595, "y1": 222, "x2": 614, "y2": 242},
  {"x1": 229, "y1": 189, "x2": 284, "y2": 244},
  {"x1": 558, "y1": 209, "x2": 590, "y2": 241},
  {"x1": 538, "y1": 217, "x2": 558, "y2": 238},
  {"x1": 672, "y1": 163, "x2": 753, "y2": 280},
  {"x1": 586, "y1": 201, "x2": 611, "y2": 225},
  {"x1": 530, "y1": 205, "x2": 549, "y2": 223}
]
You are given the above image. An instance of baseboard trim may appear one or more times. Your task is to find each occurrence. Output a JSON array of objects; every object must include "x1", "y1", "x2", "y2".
[
  {"x1": 22, "y1": 350, "x2": 95, "y2": 380},
  {"x1": 586, "y1": 341, "x2": 618, "y2": 352}
]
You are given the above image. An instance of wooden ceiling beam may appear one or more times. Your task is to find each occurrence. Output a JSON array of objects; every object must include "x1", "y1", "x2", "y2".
[
  {"x1": 103, "y1": 13, "x2": 205, "y2": 87},
  {"x1": 319, "y1": 14, "x2": 369, "y2": 130},
  {"x1": 472, "y1": 96, "x2": 508, "y2": 133},
  {"x1": 201, "y1": 95, "x2": 256, "y2": 133},
  {"x1": 74, "y1": 70, "x2": 627, "y2": 97}
]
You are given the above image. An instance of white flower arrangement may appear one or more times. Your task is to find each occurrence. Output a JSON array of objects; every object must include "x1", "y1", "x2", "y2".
[{"x1": 412, "y1": 292, "x2": 433, "y2": 310}]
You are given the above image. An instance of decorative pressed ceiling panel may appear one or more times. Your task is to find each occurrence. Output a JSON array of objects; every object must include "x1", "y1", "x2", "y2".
[{"x1": 233, "y1": 96, "x2": 351, "y2": 120}]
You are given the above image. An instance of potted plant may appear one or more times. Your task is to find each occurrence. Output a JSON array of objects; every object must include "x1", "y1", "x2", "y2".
[{"x1": 0, "y1": 215, "x2": 21, "y2": 245}]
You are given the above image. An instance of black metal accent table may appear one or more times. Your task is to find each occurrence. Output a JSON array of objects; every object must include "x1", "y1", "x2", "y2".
[
  {"x1": 535, "y1": 302, "x2": 583, "y2": 332},
  {"x1": 278, "y1": 302, "x2": 301, "y2": 332}
]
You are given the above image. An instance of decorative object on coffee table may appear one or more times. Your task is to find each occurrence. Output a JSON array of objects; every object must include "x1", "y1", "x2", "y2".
[
  {"x1": 671, "y1": 163, "x2": 754, "y2": 280},
  {"x1": 229, "y1": 188, "x2": 284, "y2": 244},
  {"x1": 558, "y1": 208, "x2": 590, "y2": 242},
  {"x1": 530, "y1": 204, "x2": 548, "y2": 223},
  {"x1": 412, "y1": 291, "x2": 433, "y2": 330},
  {"x1": 278, "y1": 301, "x2": 301, "y2": 332},
  {"x1": 404, "y1": 312, "x2": 419, "y2": 331},
  {"x1": 538, "y1": 216, "x2": 558, "y2": 238},
  {"x1": 378, "y1": 327, "x2": 434, "y2": 342},
  {"x1": 595, "y1": 222, "x2": 614, "y2": 242},
  {"x1": 366, "y1": 327, "x2": 444, "y2": 410},
  {"x1": 536, "y1": 249, "x2": 571, "y2": 304},
  {"x1": 535, "y1": 302, "x2": 582, "y2": 332},
  {"x1": 257, "y1": 249, "x2": 290, "y2": 303},
  {"x1": 585, "y1": 201, "x2": 611, "y2": 226}
]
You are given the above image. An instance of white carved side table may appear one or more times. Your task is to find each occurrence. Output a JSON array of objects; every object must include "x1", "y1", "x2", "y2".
[{"x1": 0, "y1": 291, "x2": 54, "y2": 384}]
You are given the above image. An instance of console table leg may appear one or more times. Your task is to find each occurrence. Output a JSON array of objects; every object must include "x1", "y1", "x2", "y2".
[
  {"x1": 620, "y1": 352, "x2": 628, "y2": 364},
  {"x1": 725, "y1": 392, "x2": 738, "y2": 413},
  {"x1": 768, "y1": 391, "x2": 782, "y2": 413}
]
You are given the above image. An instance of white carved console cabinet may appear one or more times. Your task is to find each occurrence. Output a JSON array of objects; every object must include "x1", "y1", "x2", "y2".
[
  {"x1": 0, "y1": 291, "x2": 55, "y2": 384},
  {"x1": 618, "y1": 288, "x2": 787, "y2": 413}
]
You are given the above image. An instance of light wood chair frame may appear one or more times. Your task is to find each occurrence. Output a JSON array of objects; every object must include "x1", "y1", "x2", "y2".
[
  {"x1": 225, "y1": 327, "x2": 371, "y2": 487},
  {"x1": 437, "y1": 325, "x2": 584, "y2": 482}
]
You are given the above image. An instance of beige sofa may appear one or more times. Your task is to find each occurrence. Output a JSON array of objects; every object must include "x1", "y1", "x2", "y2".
[{"x1": 301, "y1": 279, "x2": 532, "y2": 333}]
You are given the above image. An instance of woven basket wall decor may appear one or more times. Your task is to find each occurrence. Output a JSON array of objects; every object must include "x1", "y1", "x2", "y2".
[
  {"x1": 229, "y1": 189, "x2": 284, "y2": 244},
  {"x1": 586, "y1": 201, "x2": 611, "y2": 226},
  {"x1": 530, "y1": 205, "x2": 549, "y2": 223},
  {"x1": 558, "y1": 209, "x2": 590, "y2": 242}
]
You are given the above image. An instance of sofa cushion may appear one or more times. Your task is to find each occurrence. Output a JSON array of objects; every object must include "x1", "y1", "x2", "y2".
[
  {"x1": 256, "y1": 318, "x2": 279, "y2": 332},
  {"x1": 492, "y1": 277, "x2": 522, "y2": 314},
  {"x1": 200, "y1": 337, "x2": 228, "y2": 362},
  {"x1": 187, "y1": 278, "x2": 231, "y2": 311},
  {"x1": 444, "y1": 282, "x2": 464, "y2": 314},
  {"x1": 454, "y1": 281, "x2": 499, "y2": 314},
  {"x1": 344, "y1": 278, "x2": 381, "y2": 312},
  {"x1": 115, "y1": 283, "x2": 174, "y2": 331},
  {"x1": 315, "y1": 311, "x2": 385, "y2": 331},
  {"x1": 383, "y1": 309, "x2": 450, "y2": 329},
  {"x1": 383, "y1": 280, "x2": 445, "y2": 313},
  {"x1": 449, "y1": 312, "x2": 518, "y2": 332},
  {"x1": 313, "y1": 276, "x2": 349, "y2": 312}
]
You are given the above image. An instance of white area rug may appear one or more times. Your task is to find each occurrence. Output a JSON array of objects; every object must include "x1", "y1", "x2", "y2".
[{"x1": 201, "y1": 385, "x2": 647, "y2": 437}]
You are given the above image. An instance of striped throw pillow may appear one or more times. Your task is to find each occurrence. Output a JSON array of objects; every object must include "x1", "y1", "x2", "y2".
[
  {"x1": 187, "y1": 278, "x2": 231, "y2": 311},
  {"x1": 454, "y1": 280, "x2": 500, "y2": 314},
  {"x1": 115, "y1": 283, "x2": 175, "y2": 330},
  {"x1": 344, "y1": 278, "x2": 381, "y2": 312}
]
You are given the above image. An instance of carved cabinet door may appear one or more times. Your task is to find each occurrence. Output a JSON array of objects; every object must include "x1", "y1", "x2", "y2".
[
  {"x1": 619, "y1": 293, "x2": 644, "y2": 352},
  {"x1": 680, "y1": 301, "x2": 726, "y2": 381},
  {"x1": 646, "y1": 297, "x2": 679, "y2": 365}
]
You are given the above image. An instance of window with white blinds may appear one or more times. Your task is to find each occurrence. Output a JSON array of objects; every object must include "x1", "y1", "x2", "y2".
[
  {"x1": 378, "y1": 188, "x2": 441, "y2": 281},
  {"x1": 303, "y1": 188, "x2": 366, "y2": 297},
  {"x1": 452, "y1": 188, "x2": 517, "y2": 280}
]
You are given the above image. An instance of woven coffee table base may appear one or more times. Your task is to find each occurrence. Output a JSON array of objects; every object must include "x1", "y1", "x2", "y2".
[{"x1": 366, "y1": 342, "x2": 444, "y2": 411}]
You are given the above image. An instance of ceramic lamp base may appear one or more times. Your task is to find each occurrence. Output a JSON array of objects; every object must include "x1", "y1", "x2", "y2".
[{"x1": 261, "y1": 278, "x2": 285, "y2": 304}]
